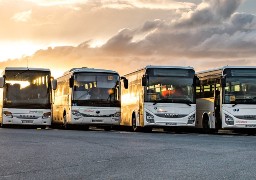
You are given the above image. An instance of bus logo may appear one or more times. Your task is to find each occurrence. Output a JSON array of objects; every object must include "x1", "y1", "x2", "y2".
[{"x1": 96, "y1": 111, "x2": 100, "y2": 114}]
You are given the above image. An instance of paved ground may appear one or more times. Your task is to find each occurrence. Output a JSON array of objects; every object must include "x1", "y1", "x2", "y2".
[{"x1": 0, "y1": 127, "x2": 256, "y2": 180}]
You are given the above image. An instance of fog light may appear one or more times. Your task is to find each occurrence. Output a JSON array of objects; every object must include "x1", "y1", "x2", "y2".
[
  {"x1": 187, "y1": 114, "x2": 195, "y2": 124},
  {"x1": 146, "y1": 112, "x2": 154, "y2": 123},
  {"x1": 225, "y1": 114, "x2": 234, "y2": 125},
  {"x1": 42, "y1": 112, "x2": 51, "y2": 119},
  {"x1": 4, "y1": 111, "x2": 13, "y2": 118},
  {"x1": 114, "y1": 112, "x2": 121, "y2": 117},
  {"x1": 72, "y1": 110, "x2": 82, "y2": 117}
]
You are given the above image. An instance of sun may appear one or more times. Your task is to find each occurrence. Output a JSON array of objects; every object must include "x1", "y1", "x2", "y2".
[
  {"x1": 0, "y1": 41, "x2": 41, "y2": 62},
  {"x1": 89, "y1": 40, "x2": 106, "y2": 48}
]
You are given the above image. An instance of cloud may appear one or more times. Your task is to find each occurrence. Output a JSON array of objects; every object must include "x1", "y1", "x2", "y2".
[
  {"x1": 176, "y1": 0, "x2": 243, "y2": 27},
  {"x1": 12, "y1": 10, "x2": 32, "y2": 22},
  {"x1": 24, "y1": 0, "x2": 89, "y2": 6},
  {"x1": 1, "y1": 0, "x2": 256, "y2": 76},
  {"x1": 100, "y1": 0, "x2": 256, "y2": 59},
  {"x1": 0, "y1": 0, "x2": 180, "y2": 43},
  {"x1": 25, "y1": 0, "x2": 196, "y2": 10}
]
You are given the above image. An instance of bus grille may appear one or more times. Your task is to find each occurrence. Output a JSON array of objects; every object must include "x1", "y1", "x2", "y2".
[
  {"x1": 235, "y1": 115, "x2": 256, "y2": 120},
  {"x1": 155, "y1": 114, "x2": 187, "y2": 118}
]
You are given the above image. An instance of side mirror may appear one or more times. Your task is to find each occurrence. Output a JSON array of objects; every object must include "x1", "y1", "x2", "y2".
[
  {"x1": 121, "y1": 77, "x2": 128, "y2": 89},
  {"x1": 69, "y1": 76, "x2": 74, "y2": 88},
  {"x1": 142, "y1": 75, "x2": 147, "y2": 86},
  {"x1": 0, "y1": 77, "x2": 5, "y2": 88},
  {"x1": 51, "y1": 79, "x2": 57, "y2": 90},
  {"x1": 194, "y1": 76, "x2": 200, "y2": 86},
  {"x1": 221, "y1": 76, "x2": 226, "y2": 87}
]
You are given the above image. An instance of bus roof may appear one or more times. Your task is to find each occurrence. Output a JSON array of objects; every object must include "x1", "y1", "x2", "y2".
[
  {"x1": 124, "y1": 65, "x2": 194, "y2": 76},
  {"x1": 145, "y1": 65, "x2": 194, "y2": 70},
  {"x1": 5, "y1": 67, "x2": 50, "y2": 72},
  {"x1": 196, "y1": 66, "x2": 256, "y2": 75},
  {"x1": 66, "y1": 67, "x2": 118, "y2": 75}
]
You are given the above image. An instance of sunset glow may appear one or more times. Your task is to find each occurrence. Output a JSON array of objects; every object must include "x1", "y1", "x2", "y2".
[
  {"x1": 0, "y1": 41, "x2": 40, "y2": 61},
  {"x1": 0, "y1": 0, "x2": 256, "y2": 77},
  {"x1": 89, "y1": 40, "x2": 106, "y2": 48}
]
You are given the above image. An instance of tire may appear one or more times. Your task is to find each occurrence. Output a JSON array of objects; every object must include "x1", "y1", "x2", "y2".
[
  {"x1": 202, "y1": 115, "x2": 210, "y2": 134},
  {"x1": 63, "y1": 114, "x2": 69, "y2": 129},
  {"x1": 82, "y1": 125, "x2": 89, "y2": 131},
  {"x1": 104, "y1": 126, "x2": 112, "y2": 131},
  {"x1": 131, "y1": 115, "x2": 138, "y2": 132},
  {"x1": 143, "y1": 127, "x2": 152, "y2": 133},
  {"x1": 202, "y1": 115, "x2": 216, "y2": 134},
  {"x1": 1, "y1": 123, "x2": 9, "y2": 128}
]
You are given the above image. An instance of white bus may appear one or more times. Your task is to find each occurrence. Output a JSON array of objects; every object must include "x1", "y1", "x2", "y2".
[
  {"x1": 121, "y1": 66, "x2": 197, "y2": 132},
  {"x1": 52, "y1": 67, "x2": 127, "y2": 130},
  {"x1": 196, "y1": 66, "x2": 256, "y2": 133},
  {"x1": 0, "y1": 67, "x2": 56, "y2": 127}
]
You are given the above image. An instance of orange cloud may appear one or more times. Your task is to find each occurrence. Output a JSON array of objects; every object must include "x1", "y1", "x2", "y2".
[{"x1": 1, "y1": 0, "x2": 256, "y2": 78}]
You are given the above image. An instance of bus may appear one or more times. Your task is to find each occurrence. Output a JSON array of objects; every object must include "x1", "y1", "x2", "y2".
[
  {"x1": 121, "y1": 66, "x2": 197, "y2": 132},
  {"x1": 196, "y1": 66, "x2": 256, "y2": 133},
  {"x1": 0, "y1": 67, "x2": 56, "y2": 127},
  {"x1": 52, "y1": 67, "x2": 127, "y2": 130}
]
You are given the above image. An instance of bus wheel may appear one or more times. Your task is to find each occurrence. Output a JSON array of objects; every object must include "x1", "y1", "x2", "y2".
[
  {"x1": 202, "y1": 115, "x2": 210, "y2": 133},
  {"x1": 82, "y1": 125, "x2": 89, "y2": 131},
  {"x1": 104, "y1": 126, "x2": 112, "y2": 131},
  {"x1": 143, "y1": 127, "x2": 152, "y2": 133},
  {"x1": 202, "y1": 115, "x2": 216, "y2": 134},
  {"x1": 131, "y1": 115, "x2": 138, "y2": 132},
  {"x1": 63, "y1": 115, "x2": 68, "y2": 129}
]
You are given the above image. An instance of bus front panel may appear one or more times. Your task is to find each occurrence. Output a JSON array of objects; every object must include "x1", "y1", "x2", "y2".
[
  {"x1": 70, "y1": 106, "x2": 120, "y2": 125},
  {"x1": 143, "y1": 103, "x2": 196, "y2": 127},
  {"x1": 3, "y1": 108, "x2": 51, "y2": 125}
]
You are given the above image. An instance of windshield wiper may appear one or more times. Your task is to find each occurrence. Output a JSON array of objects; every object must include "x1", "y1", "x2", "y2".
[
  {"x1": 152, "y1": 99, "x2": 170, "y2": 105},
  {"x1": 14, "y1": 69, "x2": 29, "y2": 77},
  {"x1": 232, "y1": 102, "x2": 238, "y2": 107},
  {"x1": 77, "y1": 92, "x2": 90, "y2": 100},
  {"x1": 185, "y1": 102, "x2": 191, "y2": 106},
  {"x1": 153, "y1": 99, "x2": 192, "y2": 106}
]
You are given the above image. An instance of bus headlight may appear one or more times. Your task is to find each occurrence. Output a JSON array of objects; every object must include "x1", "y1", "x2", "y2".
[
  {"x1": 225, "y1": 114, "x2": 234, "y2": 125},
  {"x1": 187, "y1": 114, "x2": 195, "y2": 124},
  {"x1": 72, "y1": 110, "x2": 82, "y2": 117},
  {"x1": 146, "y1": 112, "x2": 154, "y2": 123},
  {"x1": 42, "y1": 112, "x2": 51, "y2": 119},
  {"x1": 114, "y1": 112, "x2": 121, "y2": 117},
  {"x1": 3, "y1": 111, "x2": 13, "y2": 118}
]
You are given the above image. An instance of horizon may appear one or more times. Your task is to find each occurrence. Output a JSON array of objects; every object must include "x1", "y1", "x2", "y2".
[{"x1": 0, "y1": 0, "x2": 256, "y2": 78}]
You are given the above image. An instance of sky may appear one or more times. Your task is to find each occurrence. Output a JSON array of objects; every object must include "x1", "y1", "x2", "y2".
[{"x1": 0, "y1": 0, "x2": 256, "y2": 78}]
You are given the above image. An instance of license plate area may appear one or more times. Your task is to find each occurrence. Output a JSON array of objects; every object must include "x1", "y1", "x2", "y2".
[
  {"x1": 245, "y1": 124, "x2": 256, "y2": 128},
  {"x1": 92, "y1": 119, "x2": 103, "y2": 123},
  {"x1": 166, "y1": 122, "x2": 177, "y2": 126},
  {"x1": 22, "y1": 120, "x2": 33, "y2": 124}
]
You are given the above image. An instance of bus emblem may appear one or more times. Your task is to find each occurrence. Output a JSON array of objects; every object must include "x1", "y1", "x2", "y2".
[{"x1": 96, "y1": 111, "x2": 100, "y2": 114}]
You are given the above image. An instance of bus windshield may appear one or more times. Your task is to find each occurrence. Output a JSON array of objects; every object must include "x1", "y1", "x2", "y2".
[
  {"x1": 4, "y1": 70, "x2": 51, "y2": 108},
  {"x1": 145, "y1": 76, "x2": 195, "y2": 104},
  {"x1": 72, "y1": 73, "x2": 120, "y2": 106},
  {"x1": 224, "y1": 77, "x2": 256, "y2": 104}
]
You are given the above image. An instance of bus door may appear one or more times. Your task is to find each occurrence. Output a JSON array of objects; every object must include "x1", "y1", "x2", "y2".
[{"x1": 214, "y1": 80, "x2": 221, "y2": 129}]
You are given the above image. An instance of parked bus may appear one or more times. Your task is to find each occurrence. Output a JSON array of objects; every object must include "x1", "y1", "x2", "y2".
[
  {"x1": 52, "y1": 67, "x2": 127, "y2": 130},
  {"x1": 121, "y1": 66, "x2": 197, "y2": 132},
  {"x1": 0, "y1": 67, "x2": 56, "y2": 127},
  {"x1": 196, "y1": 66, "x2": 256, "y2": 133}
]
